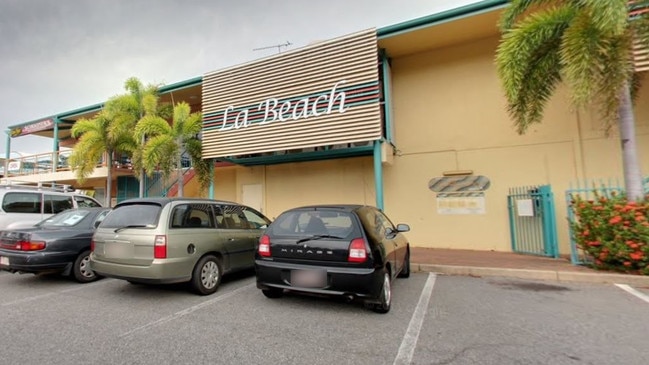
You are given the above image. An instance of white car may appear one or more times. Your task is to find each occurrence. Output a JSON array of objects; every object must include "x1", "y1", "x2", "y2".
[{"x1": 0, "y1": 182, "x2": 102, "y2": 229}]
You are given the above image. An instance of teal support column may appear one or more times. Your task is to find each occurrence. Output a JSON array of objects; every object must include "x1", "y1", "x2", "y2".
[
  {"x1": 373, "y1": 140, "x2": 384, "y2": 211},
  {"x1": 52, "y1": 117, "x2": 60, "y2": 172},
  {"x1": 208, "y1": 160, "x2": 215, "y2": 199},
  {"x1": 4, "y1": 130, "x2": 11, "y2": 180}
]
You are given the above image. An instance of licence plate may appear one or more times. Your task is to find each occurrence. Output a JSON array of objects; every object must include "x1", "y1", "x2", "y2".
[
  {"x1": 105, "y1": 243, "x2": 133, "y2": 258},
  {"x1": 0, "y1": 256, "x2": 8, "y2": 266},
  {"x1": 291, "y1": 269, "x2": 326, "y2": 288}
]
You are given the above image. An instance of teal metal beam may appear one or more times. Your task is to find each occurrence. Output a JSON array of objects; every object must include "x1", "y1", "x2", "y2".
[
  {"x1": 209, "y1": 161, "x2": 215, "y2": 199},
  {"x1": 4, "y1": 130, "x2": 10, "y2": 178},
  {"x1": 380, "y1": 49, "x2": 394, "y2": 144},
  {"x1": 52, "y1": 117, "x2": 60, "y2": 172},
  {"x1": 377, "y1": 0, "x2": 508, "y2": 39},
  {"x1": 226, "y1": 145, "x2": 374, "y2": 166},
  {"x1": 159, "y1": 76, "x2": 202, "y2": 93},
  {"x1": 373, "y1": 140, "x2": 384, "y2": 210}
]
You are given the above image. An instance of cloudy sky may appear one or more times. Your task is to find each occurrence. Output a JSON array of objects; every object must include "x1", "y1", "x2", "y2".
[{"x1": 0, "y1": 0, "x2": 477, "y2": 153}]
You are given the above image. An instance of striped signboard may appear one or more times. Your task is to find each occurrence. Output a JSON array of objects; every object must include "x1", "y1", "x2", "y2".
[{"x1": 201, "y1": 29, "x2": 381, "y2": 159}]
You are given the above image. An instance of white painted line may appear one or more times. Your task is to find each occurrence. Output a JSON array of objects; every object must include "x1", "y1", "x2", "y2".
[
  {"x1": 1, "y1": 279, "x2": 113, "y2": 307},
  {"x1": 615, "y1": 284, "x2": 649, "y2": 304},
  {"x1": 393, "y1": 273, "x2": 437, "y2": 365},
  {"x1": 120, "y1": 283, "x2": 255, "y2": 338}
]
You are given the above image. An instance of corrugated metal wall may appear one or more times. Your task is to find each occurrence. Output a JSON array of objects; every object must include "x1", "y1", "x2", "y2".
[{"x1": 201, "y1": 29, "x2": 382, "y2": 159}]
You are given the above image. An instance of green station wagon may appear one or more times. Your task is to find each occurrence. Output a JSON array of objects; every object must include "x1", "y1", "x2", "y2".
[{"x1": 90, "y1": 198, "x2": 271, "y2": 295}]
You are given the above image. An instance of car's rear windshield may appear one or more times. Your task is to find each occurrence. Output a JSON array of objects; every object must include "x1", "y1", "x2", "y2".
[
  {"x1": 99, "y1": 203, "x2": 161, "y2": 228},
  {"x1": 270, "y1": 210, "x2": 355, "y2": 238}
]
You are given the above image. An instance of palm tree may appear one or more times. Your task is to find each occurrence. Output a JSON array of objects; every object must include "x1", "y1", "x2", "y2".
[
  {"x1": 496, "y1": 0, "x2": 649, "y2": 201},
  {"x1": 134, "y1": 100, "x2": 211, "y2": 197},
  {"x1": 108, "y1": 77, "x2": 168, "y2": 198},
  {"x1": 68, "y1": 111, "x2": 131, "y2": 207}
]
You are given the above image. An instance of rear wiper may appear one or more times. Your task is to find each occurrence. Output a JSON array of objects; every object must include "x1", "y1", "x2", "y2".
[
  {"x1": 114, "y1": 225, "x2": 150, "y2": 233},
  {"x1": 296, "y1": 234, "x2": 344, "y2": 244}
]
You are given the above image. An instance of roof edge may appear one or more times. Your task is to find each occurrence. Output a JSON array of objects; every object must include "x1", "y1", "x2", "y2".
[
  {"x1": 8, "y1": 76, "x2": 203, "y2": 128},
  {"x1": 377, "y1": 0, "x2": 508, "y2": 38}
]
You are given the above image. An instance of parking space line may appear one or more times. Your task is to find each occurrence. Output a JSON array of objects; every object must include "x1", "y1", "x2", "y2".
[
  {"x1": 1, "y1": 279, "x2": 113, "y2": 307},
  {"x1": 393, "y1": 273, "x2": 437, "y2": 365},
  {"x1": 615, "y1": 284, "x2": 649, "y2": 304},
  {"x1": 120, "y1": 283, "x2": 255, "y2": 338}
]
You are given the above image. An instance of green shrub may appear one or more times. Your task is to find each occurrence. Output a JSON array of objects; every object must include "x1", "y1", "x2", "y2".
[{"x1": 570, "y1": 191, "x2": 649, "y2": 275}]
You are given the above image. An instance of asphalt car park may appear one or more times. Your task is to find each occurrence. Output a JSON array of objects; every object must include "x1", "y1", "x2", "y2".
[{"x1": 1, "y1": 270, "x2": 648, "y2": 365}]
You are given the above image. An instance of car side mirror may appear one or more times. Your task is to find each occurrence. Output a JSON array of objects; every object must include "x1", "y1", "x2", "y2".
[{"x1": 396, "y1": 223, "x2": 410, "y2": 233}]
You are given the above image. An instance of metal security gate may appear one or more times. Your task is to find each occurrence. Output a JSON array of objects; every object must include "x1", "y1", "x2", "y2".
[{"x1": 507, "y1": 185, "x2": 559, "y2": 257}]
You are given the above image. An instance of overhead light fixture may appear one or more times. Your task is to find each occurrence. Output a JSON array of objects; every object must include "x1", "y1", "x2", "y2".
[{"x1": 443, "y1": 170, "x2": 473, "y2": 176}]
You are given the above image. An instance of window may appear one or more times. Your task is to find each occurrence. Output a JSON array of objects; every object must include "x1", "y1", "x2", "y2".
[
  {"x1": 100, "y1": 203, "x2": 160, "y2": 228},
  {"x1": 222, "y1": 205, "x2": 250, "y2": 229},
  {"x1": 242, "y1": 207, "x2": 271, "y2": 229},
  {"x1": 170, "y1": 203, "x2": 214, "y2": 228},
  {"x1": 44, "y1": 195, "x2": 74, "y2": 214},
  {"x1": 2, "y1": 192, "x2": 41, "y2": 213},
  {"x1": 75, "y1": 195, "x2": 102, "y2": 208}
]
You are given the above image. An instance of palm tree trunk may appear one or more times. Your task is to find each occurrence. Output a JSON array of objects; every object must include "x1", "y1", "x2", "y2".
[
  {"x1": 106, "y1": 152, "x2": 113, "y2": 207},
  {"x1": 618, "y1": 82, "x2": 644, "y2": 201},
  {"x1": 177, "y1": 153, "x2": 184, "y2": 197}
]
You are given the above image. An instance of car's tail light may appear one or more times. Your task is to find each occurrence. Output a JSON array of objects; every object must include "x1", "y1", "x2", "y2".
[
  {"x1": 17, "y1": 240, "x2": 46, "y2": 251},
  {"x1": 348, "y1": 238, "x2": 367, "y2": 263},
  {"x1": 258, "y1": 235, "x2": 271, "y2": 257},
  {"x1": 154, "y1": 235, "x2": 167, "y2": 259},
  {"x1": 90, "y1": 239, "x2": 95, "y2": 252}
]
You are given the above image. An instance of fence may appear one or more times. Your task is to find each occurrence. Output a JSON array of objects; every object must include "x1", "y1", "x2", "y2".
[{"x1": 507, "y1": 185, "x2": 559, "y2": 258}]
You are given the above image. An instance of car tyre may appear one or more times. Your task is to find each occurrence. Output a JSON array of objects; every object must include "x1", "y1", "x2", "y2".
[
  {"x1": 191, "y1": 255, "x2": 222, "y2": 295},
  {"x1": 372, "y1": 271, "x2": 392, "y2": 314},
  {"x1": 72, "y1": 250, "x2": 98, "y2": 283},
  {"x1": 397, "y1": 249, "x2": 410, "y2": 278},
  {"x1": 261, "y1": 287, "x2": 284, "y2": 298}
]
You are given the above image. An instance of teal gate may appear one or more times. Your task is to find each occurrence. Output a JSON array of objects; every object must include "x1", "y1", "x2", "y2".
[{"x1": 507, "y1": 185, "x2": 559, "y2": 257}]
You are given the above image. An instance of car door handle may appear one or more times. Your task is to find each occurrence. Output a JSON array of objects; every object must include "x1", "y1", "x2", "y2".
[{"x1": 228, "y1": 238, "x2": 235, "y2": 241}]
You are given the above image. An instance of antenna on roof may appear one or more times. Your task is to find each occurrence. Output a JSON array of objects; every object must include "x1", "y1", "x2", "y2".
[{"x1": 253, "y1": 41, "x2": 292, "y2": 54}]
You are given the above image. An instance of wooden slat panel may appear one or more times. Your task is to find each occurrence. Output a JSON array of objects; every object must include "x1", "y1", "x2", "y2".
[{"x1": 201, "y1": 29, "x2": 381, "y2": 159}]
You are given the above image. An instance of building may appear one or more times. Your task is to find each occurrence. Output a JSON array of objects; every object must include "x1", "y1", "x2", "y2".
[{"x1": 5, "y1": 0, "x2": 649, "y2": 254}]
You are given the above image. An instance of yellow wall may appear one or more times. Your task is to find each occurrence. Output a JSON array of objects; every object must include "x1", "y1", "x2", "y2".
[{"x1": 385, "y1": 34, "x2": 649, "y2": 253}]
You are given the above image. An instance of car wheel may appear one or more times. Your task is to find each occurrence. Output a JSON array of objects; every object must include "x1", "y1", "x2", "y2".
[
  {"x1": 261, "y1": 288, "x2": 283, "y2": 299},
  {"x1": 372, "y1": 271, "x2": 392, "y2": 314},
  {"x1": 72, "y1": 250, "x2": 98, "y2": 283},
  {"x1": 397, "y1": 249, "x2": 410, "y2": 278},
  {"x1": 191, "y1": 255, "x2": 222, "y2": 295}
]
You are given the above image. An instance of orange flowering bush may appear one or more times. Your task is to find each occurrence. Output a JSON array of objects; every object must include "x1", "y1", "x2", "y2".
[{"x1": 570, "y1": 191, "x2": 649, "y2": 275}]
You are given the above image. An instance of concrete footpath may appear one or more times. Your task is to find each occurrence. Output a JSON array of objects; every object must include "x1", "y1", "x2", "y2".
[{"x1": 411, "y1": 247, "x2": 649, "y2": 287}]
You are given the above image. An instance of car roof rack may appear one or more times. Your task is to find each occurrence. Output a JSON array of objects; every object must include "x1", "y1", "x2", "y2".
[{"x1": 0, "y1": 179, "x2": 75, "y2": 192}]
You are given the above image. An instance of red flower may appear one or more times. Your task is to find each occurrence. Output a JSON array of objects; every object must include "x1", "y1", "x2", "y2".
[
  {"x1": 623, "y1": 261, "x2": 632, "y2": 267},
  {"x1": 630, "y1": 252, "x2": 645, "y2": 261},
  {"x1": 609, "y1": 216, "x2": 623, "y2": 224}
]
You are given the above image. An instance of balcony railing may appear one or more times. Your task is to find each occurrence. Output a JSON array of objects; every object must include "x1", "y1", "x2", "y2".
[{"x1": 0, "y1": 151, "x2": 105, "y2": 177}]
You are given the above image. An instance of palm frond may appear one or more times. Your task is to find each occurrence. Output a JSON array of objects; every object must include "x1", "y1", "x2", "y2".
[
  {"x1": 593, "y1": 33, "x2": 635, "y2": 132},
  {"x1": 560, "y1": 11, "x2": 607, "y2": 106},
  {"x1": 134, "y1": 115, "x2": 172, "y2": 141},
  {"x1": 499, "y1": 0, "x2": 565, "y2": 30},
  {"x1": 496, "y1": 5, "x2": 574, "y2": 132},
  {"x1": 582, "y1": 0, "x2": 629, "y2": 36}
]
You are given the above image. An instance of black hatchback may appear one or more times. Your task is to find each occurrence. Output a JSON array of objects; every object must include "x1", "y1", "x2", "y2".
[{"x1": 255, "y1": 205, "x2": 410, "y2": 313}]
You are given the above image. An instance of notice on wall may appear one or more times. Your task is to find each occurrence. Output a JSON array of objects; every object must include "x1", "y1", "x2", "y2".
[
  {"x1": 436, "y1": 193, "x2": 486, "y2": 215},
  {"x1": 516, "y1": 199, "x2": 535, "y2": 217}
]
